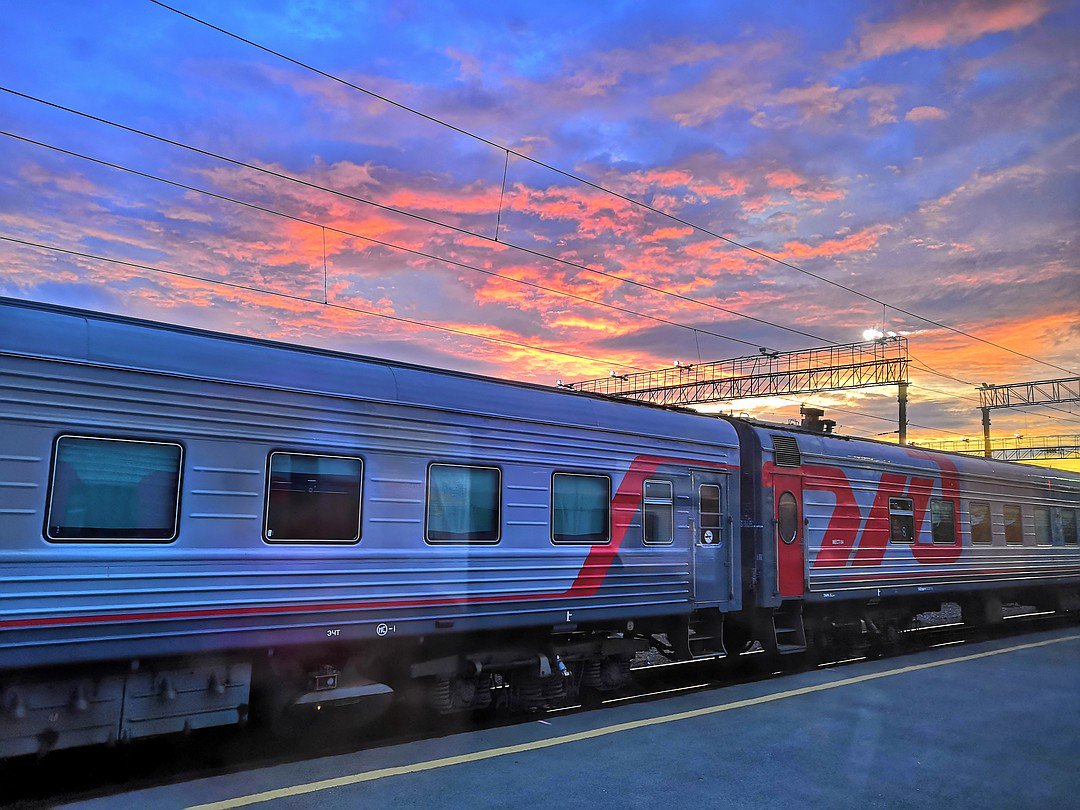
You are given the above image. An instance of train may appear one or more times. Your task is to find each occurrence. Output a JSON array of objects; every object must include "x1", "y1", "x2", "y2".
[{"x1": 1, "y1": 296, "x2": 1077, "y2": 757}]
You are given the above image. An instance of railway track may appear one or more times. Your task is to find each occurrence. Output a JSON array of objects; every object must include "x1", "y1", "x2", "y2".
[{"x1": 3, "y1": 609, "x2": 1075, "y2": 808}]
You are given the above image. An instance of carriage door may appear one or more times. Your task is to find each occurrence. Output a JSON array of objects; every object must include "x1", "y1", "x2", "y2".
[
  {"x1": 773, "y1": 472, "x2": 804, "y2": 597},
  {"x1": 691, "y1": 470, "x2": 730, "y2": 605}
]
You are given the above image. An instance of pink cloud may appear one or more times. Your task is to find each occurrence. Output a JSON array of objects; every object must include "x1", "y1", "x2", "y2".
[{"x1": 852, "y1": 0, "x2": 1051, "y2": 61}]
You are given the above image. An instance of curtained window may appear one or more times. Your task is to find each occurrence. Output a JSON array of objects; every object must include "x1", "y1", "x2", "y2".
[
  {"x1": 1034, "y1": 506, "x2": 1051, "y2": 545},
  {"x1": 426, "y1": 464, "x2": 500, "y2": 544},
  {"x1": 47, "y1": 436, "x2": 182, "y2": 542},
  {"x1": 552, "y1": 473, "x2": 610, "y2": 544}
]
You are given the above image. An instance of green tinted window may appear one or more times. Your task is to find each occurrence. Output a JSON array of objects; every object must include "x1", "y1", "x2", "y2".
[
  {"x1": 47, "y1": 436, "x2": 182, "y2": 542},
  {"x1": 552, "y1": 473, "x2": 610, "y2": 544}
]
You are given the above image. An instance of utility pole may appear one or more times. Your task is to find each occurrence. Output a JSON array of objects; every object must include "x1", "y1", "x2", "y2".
[{"x1": 898, "y1": 381, "x2": 909, "y2": 445}]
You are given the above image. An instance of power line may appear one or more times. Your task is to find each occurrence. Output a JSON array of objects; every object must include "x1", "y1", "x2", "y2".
[
  {"x1": 145, "y1": 0, "x2": 1076, "y2": 378},
  {"x1": 0, "y1": 235, "x2": 647, "y2": 370},
  {"x1": 9, "y1": 129, "x2": 1079, "y2": 440},
  {"x1": 4, "y1": 118, "x2": 1073, "y2": 436},
  {"x1": 0, "y1": 85, "x2": 833, "y2": 348},
  {"x1": 14, "y1": 124, "x2": 1064, "y2": 431},
  {"x1": 0, "y1": 128, "x2": 763, "y2": 353}
]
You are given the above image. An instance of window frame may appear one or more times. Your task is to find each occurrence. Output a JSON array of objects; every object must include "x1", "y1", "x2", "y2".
[
  {"x1": 930, "y1": 498, "x2": 957, "y2": 545},
  {"x1": 550, "y1": 471, "x2": 612, "y2": 545},
  {"x1": 699, "y1": 483, "x2": 723, "y2": 546},
  {"x1": 44, "y1": 433, "x2": 184, "y2": 544},
  {"x1": 1003, "y1": 503, "x2": 1024, "y2": 545},
  {"x1": 642, "y1": 478, "x2": 674, "y2": 545},
  {"x1": 777, "y1": 490, "x2": 799, "y2": 545},
  {"x1": 888, "y1": 497, "x2": 916, "y2": 544},
  {"x1": 969, "y1": 501, "x2": 993, "y2": 545},
  {"x1": 424, "y1": 462, "x2": 502, "y2": 546},
  {"x1": 263, "y1": 450, "x2": 364, "y2": 545}
]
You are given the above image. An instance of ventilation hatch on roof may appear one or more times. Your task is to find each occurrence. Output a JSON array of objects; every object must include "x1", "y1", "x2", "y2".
[{"x1": 772, "y1": 435, "x2": 802, "y2": 467}]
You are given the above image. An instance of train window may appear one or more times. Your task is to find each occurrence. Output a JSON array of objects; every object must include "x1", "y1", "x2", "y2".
[
  {"x1": 888, "y1": 497, "x2": 915, "y2": 543},
  {"x1": 1062, "y1": 509, "x2": 1078, "y2": 545},
  {"x1": 46, "y1": 436, "x2": 182, "y2": 542},
  {"x1": 643, "y1": 480, "x2": 674, "y2": 545},
  {"x1": 970, "y1": 501, "x2": 992, "y2": 544},
  {"x1": 700, "y1": 484, "x2": 722, "y2": 545},
  {"x1": 1034, "y1": 506, "x2": 1052, "y2": 545},
  {"x1": 1003, "y1": 504, "x2": 1023, "y2": 545},
  {"x1": 426, "y1": 464, "x2": 501, "y2": 544},
  {"x1": 777, "y1": 491, "x2": 798, "y2": 544},
  {"x1": 265, "y1": 452, "x2": 363, "y2": 543},
  {"x1": 930, "y1": 499, "x2": 956, "y2": 544},
  {"x1": 552, "y1": 473, "x2": 610, "y2": 544}
]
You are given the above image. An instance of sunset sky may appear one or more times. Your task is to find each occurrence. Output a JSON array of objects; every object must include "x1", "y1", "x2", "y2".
[{"x1": 1, "y1": 0, "x2": 1077, "y2": 451}]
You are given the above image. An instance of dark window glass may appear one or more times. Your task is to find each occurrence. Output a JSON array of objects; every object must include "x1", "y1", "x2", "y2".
[
  {"x1": 777, "y1": 491, "x2": 798, "y2": 544},
  {"x1": 970, "y1": 502, "x2": 992, "y2": 544},
  {"x1": 552, "y1": 473, "x2": 610, "y2": 544},
  {"x1": 1062, "y1": 509, "x2": 1078, "y2": 545},
  {"x1": 699, "y1": 484, "x2": 722, "y2": 545},
  {"x1": 1034, "y1": 506, "x2": 1052, "y2": 545},
  {"x1": 265, "y1": 453, "x2": 362, "y2": 543},
  {"x1": 47, "y1": 436, "x2": 182, "y2": 542},
  {"x1": 643, "y1": 480, "x2": 674, "y2": 545},
  {"x1": 1004, "y1": 504, "x2": 1023, "y2": 545},
  {"x1": 426, "y1": 464, "x2": 500, "y2": 544},
  {"x1": 931, "y1": 499, "x2": 956, "y2": 544},
  {"x1": 889, "y1": 497, "x2": 915, "y2": 543}
]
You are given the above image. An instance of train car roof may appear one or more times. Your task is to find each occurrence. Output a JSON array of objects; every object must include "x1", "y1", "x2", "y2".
[
  {"x1": 739, "y1": 418, "x2": 1080, "y2": 486},
  {"x1": 0, "y1": 296, "x2": 739, "y2": 446}
]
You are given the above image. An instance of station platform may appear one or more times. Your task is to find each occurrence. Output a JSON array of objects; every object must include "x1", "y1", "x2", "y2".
[{"x1": 66, "y1": 629, "x2": 1080, "y2": 809}]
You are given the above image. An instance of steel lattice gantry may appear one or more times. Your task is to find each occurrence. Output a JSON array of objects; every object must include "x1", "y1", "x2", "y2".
[
  {"x1": 569, "y1": 337, "x2": 910, "y2": 438},
  {"x1": 912, "y1": 434, "x2": 1080, "y2": 462},
  {"x1": 975, "y1": 376, "x2": 1080, "y2": 458},
  {"x1": 979, "y1": 377, "x2": 1080, "y2": 409}
]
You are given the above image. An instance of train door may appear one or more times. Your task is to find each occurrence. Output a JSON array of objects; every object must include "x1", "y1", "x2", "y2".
[
  {"x1": 691, "y1": 470, "x2": 731, "y2": 605},
  {"x1": 773, "y1": 472, "x2": 804, "y2": 597}
]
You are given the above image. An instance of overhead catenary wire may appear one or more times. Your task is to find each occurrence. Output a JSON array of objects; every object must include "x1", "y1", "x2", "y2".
[
  {"x1": 0, "y1": 235, "x2": 648, "y2": 370},
  {"x1": 5, "y1": 130, "x2": 1077, "y2": 438},
  {"x1": 0, "y1": 86, "x2": 834, "y2": 349},
  {"x1": 0, "y1": 128, "x2": 764, "y2": 353},
  {"x1": 144, "y1": 0, "x2": 1076, "y2": 378},
  {"x1": 1, "y1": 234, "x2": 972, "y2": 441}
]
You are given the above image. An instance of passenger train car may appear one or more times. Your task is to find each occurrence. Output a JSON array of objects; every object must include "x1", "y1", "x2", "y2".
[{"x1": 1, "y1": 297, "x2": 1077, "y2": 757}]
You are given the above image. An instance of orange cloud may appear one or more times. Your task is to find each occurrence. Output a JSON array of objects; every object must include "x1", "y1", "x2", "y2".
[
  {"x1": 905, "y1": 105, "x2": 949, "y2": 122},
  {"x1": 780, "y1": 225, "x2": 891, "y2": 260}
]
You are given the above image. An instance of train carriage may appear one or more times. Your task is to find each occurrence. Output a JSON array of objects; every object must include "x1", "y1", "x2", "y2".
[
  {"x1": 0, "y1": 297, "x2": 741, "y2": 756},
  {"x1": 731, "y1": 422, "x2": 1080, "y2": 653}
]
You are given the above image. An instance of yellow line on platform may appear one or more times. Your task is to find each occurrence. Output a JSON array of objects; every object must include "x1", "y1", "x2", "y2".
[{"x1": 189, "y1": 633, "x2": 1079, "y2": 810}]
